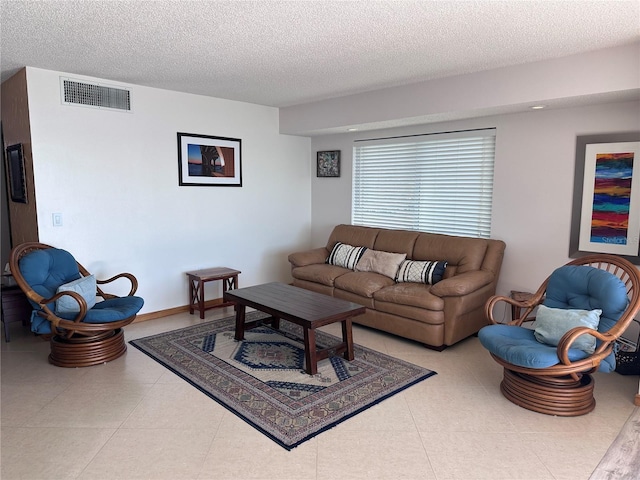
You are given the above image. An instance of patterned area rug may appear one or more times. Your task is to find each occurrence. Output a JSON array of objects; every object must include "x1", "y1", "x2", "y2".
[{"x1": 130, "y1": 311, "x2": 436, "y2": 450}]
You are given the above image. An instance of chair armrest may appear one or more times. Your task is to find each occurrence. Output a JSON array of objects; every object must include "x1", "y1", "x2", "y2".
[
  {"x1": 97, "y1": 273, "x2": 138, "y2": 298},
  {"x1": 557, "y1": 328, "x2": 614, "y2": 366},
  {"x1": 485, "y1": 292, "x2": 544, "y2": 325},
  {"x1": 288, "y1": 248, "x2": 329, "y2": 268},
  {"x1": 429, "y1": 271, "x2": 493, "y2": 297},
  {"x1": 37, "y1": 291, "x2": 89, "y2": 327}
]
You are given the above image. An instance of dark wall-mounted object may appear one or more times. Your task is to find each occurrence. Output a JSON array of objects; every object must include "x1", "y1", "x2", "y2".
[
  {"x1": 5, "y1": 144, "x2": 27, "y2": 203},
  {"x1": 317, "y1": 150, "x2": 340, "y2": 177}
]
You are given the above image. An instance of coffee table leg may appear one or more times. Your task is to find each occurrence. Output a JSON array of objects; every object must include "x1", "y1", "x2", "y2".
[
  {"x1": 234, "y1": 305, "x2": 246, "y2": 341},
  {"x1": 342, "y1": 318, "x2": 354, "y2": 361},
  {"x1": 303, "y1": 327, "x2": 318, "y2": 375}
]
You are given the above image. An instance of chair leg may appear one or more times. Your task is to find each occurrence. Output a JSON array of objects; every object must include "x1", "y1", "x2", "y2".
[
  {"x1": 500, "y1": 368, "x2": 596, "y2": 416},
  {"x1": 49, "y1": 329, "x2": 127, "y2": 367}
]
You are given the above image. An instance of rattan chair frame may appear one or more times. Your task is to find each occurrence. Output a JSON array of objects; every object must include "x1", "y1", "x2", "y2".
[
  {"x1": 10, "y1": 242, "x2": 141, "y2": 367},
  {"x1": 484, "y1": 254, "x2": 640, "y2": 416}
]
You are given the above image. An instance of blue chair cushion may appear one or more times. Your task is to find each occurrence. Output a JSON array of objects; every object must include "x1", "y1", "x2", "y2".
[
  {"x1": 30, "y1": 296, "x2": 144, "y2": 334},
  {"x1": 544, "y1": 265, "x2": 629, "y2": 333},
  {"x1": 56, "y1": 296, "x2": 144, "y2": 323},
  {"x1": 479, "y1": 265, "x2": 628, "y2": 373},
  {"x1": 30, "y1": 311, "x2": 52, "y2": 335},
  {"x1": 478, "y1": 324, "x2": 591, "y2": 369},
  {"x1": 19, "y1": 248, "x2": 81, "y2": 311}
]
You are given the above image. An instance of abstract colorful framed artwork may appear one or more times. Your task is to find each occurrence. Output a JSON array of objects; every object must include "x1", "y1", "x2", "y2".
[{"x1": 570, "y1": 132, "x2": 640, "y2": 264}]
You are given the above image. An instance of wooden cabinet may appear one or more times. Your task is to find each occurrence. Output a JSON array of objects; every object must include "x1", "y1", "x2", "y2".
[{"x1": 1, "y1": 285, "x2": 31, "y2": 341}]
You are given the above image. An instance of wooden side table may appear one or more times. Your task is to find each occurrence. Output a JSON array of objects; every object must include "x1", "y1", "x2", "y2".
[
  {"x1": 510, "y1": 290, "x2": 534, "y2": 321},
  {"x1": 186, "y1": 267, "x2": 241, "y2": 319}
]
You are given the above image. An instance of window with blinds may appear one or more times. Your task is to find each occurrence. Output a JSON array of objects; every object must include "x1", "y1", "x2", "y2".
[{"x1": 352, "y1": 129, "x2": 496, "y2": 238}]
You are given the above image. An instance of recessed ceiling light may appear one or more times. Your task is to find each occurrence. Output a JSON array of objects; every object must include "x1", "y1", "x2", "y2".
[
  {"x1": 347, "y1": 128, "x2": 358, "y2": 131},
  {"x1": 531, "y1": 105, "x2": 546, "y2": 110}
]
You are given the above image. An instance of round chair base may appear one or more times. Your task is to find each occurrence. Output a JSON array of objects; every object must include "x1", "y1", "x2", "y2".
[
  {"x1": 49, "y1": 328, "x2": 127, "y2": 367},
  {"x1": 500, "y1": 368, "x2": 595, "y2": 416}
]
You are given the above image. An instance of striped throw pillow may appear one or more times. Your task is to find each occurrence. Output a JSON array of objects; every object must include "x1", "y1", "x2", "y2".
[
  {"x1": 326, "y1": 242, "x2": 368, "y2": 270},
  {"x1": 395, "y1": 260, "x2": 447, "y2": 285}
]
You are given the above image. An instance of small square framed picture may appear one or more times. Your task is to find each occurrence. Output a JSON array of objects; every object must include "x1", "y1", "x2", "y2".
[{"x1": 317, "y1": 150, "x2": 340, "y2": 177}]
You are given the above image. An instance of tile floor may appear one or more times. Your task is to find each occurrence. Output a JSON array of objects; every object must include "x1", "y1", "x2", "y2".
[{"x1": 1, "y1": 308, "x2": 638, "y2": 480}]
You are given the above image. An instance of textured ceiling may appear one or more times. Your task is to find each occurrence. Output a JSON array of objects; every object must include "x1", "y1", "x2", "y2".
[{"x1": 1, "y1": 1, "x2": 639, "y2": 108}]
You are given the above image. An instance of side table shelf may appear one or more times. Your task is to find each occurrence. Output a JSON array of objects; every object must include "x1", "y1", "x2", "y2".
[{"x1": 1, "y1": 285, "x2": 32, "y2": 342}]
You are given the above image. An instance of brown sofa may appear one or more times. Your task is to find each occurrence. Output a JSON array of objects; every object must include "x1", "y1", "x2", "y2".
[{"x1": 288, "y1": 224, "x2": 506, "y2": 349}]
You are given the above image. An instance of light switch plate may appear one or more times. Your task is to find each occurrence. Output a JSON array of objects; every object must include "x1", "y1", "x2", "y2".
[{"x1": 52, "y1": 213, "x2": 63, "y2": 227}]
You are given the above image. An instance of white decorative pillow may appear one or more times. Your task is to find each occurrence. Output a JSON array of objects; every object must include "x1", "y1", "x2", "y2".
[
  {"x1": 533, "y1": 304, "x2": 601, "y2": 354},
  {"x1": 395, "y1": 260, "x2": 447, "y2": 285},
  {"x1": 355, "y1": 249, "x2": 407, "y2": 278},
  {"x1": 56, "y1": 275, "x2": 97, "y2": 313},
  {"x1": 326, "y1": 242, "x2": 367, "y2": 270}
]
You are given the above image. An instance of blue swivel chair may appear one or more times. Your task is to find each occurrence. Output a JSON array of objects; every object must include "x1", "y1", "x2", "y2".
[
  {"x1": 10, "y1": 242, "x2": 144, "y2": 367},
  {"x1": 478, "y1": 254, "x2": 640, "y2": 416}
]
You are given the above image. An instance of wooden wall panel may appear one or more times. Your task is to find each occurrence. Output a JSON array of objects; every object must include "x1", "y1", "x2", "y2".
[{"x1": 1, "y1": 68, "x2": 39, "y2": 246}]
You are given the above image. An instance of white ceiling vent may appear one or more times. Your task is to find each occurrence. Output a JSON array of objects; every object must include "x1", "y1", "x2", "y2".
[{"x1": 60, "y1": 78, "x2": 131, "y2": 112}]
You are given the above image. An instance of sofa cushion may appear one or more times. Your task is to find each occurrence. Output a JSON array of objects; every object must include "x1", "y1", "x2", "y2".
[
  {"x1": 326, "y1": 242, "x2": 367, "y2": 270},
  {"x1": 373, "y1": 229, "x2": 419, "y2": 256},
  {"x1": 355, "y1": 249, "x2": 406, "y2": 278},
  {"x1": 374, "y1": 283, "x2": 445, "y2": 310},
  {"x1": 412, "y1": 234, "x2": 487, "y2": 273},
  {"x1": 327, "y1": 224, "x2": 380, "y2": 250},
  {"x1": 291, "y1": 264, "x2": 349, "y2": 287},
  {"x1": 334, "y1": 271, "x2": 395, "y2": 298},
  {"x1": 395, "y1": 260, "x2": 447, "y2": 285},
  {"x1": 373, "y1": 300, "x2": 446, "y2": 324}
]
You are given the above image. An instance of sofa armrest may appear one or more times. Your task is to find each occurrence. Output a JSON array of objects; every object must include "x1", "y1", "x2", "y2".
[
  {"x1": 288, "y1": 247, "x2": 329, "y2": 268},
  {"x1": 429, "y1": 270, "x2": 494, "y2": 297}
]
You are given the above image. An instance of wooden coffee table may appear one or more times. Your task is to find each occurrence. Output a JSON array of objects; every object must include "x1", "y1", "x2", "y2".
[{"x1": 224, "y1": 282, "x2": 365, "y2": 375}]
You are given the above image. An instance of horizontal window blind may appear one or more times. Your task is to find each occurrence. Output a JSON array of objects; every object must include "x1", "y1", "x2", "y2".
[{"x1": 352, "y1": 129, "x2": 496, "y2": 238}]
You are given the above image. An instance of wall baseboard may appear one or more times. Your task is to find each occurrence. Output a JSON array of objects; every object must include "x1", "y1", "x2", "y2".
[{"x1": 133, "y1": 298, "x2": 229, "y2": 323}]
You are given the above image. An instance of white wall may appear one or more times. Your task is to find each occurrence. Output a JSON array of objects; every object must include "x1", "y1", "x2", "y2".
[
  {"x1": 310, "y1": 100, "x2": 640, "y2": 303},
  {"x1": 26, "y1": 67, "x2": 311, "y2": 314}
]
